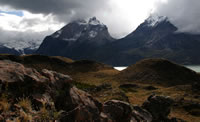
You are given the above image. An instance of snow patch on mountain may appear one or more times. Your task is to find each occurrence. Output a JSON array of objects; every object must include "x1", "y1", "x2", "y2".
[
  {"x1": 63, "y1": 33, "x2": 81, "y2": 41},
  {"x1": 76, "y1": 20, "x2": 88, "y2": 25},
  {"x1": 89, "y1": 31, "x2": 98, "y2": 38},
  {"x1": 50, "y1": 17, "x2": 108, "y2": 42},
  {"x1": 1, "y1": 40, "x2": 41, "y2": 51},
  {"x1": 52, "y1": 30, "x2": 62, "y2": 38},
  {"x1": 146, "y1": 15, "x2": 168, "y2": 27}
]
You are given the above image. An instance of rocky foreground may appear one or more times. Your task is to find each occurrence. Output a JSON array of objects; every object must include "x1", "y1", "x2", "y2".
[{"x1": 0, "y1": 59, "x2": 185, "y2": 122}]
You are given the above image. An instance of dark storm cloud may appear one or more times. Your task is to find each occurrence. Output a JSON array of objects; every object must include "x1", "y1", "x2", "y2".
[
  {"x1": 0, "y1": 0, "x2": 110, "y2": 21},
  {"x1": 155, "y1": 0, "x2": 200, "y2": 34}
]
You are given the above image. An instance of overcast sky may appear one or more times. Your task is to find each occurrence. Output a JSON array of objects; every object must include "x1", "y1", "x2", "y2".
[{"x1": 0, "y1": 0, "x2": 200, "y2": 47}]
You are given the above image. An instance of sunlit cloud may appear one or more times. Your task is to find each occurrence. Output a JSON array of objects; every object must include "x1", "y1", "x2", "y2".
[{"x1": 0, "y1": 10, "x2": 64, "y2": 32}]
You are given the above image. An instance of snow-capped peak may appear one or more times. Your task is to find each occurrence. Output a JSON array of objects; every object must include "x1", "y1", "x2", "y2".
[
  {"x1": 146, "y1": 14, "x2": 168, "y2": 27},
  {"x1": 1, "y1": 39, "x2": 40, "y2": 51},
  {"x1": 51, "y1": 17, "x2": 110, "y2": 42}
]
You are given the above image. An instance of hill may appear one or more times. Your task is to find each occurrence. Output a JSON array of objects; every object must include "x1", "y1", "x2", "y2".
[
  {"x1": 0, "y1": 54, "x2": 118, "y2": 83},
  {"x1": 117, "y1": 58, "x2": 200, "y2": 86}
]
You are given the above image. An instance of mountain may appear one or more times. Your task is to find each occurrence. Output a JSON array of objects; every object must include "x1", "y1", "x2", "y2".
[
  {"x1": 0, "y1": 45, "x2": 21, "y2": 55},
  {"x1": 117, "y1": 58, "x2": 200, "y2": 86},
  {"x1": 1, "y1": 16, "x2": 200, "y2": 66},
  {"x1": 110, "y1": 15, "x2": 200, "y2": 65},
  {"x1": 36, "y1": 15, "x2": 200, "y2": 66},
  {"x1": 37, "y1": 17, "x2": 115, "y2": 60},
  {"x1": 0, "y1": 39, "x2": 41, "y2": 55}
]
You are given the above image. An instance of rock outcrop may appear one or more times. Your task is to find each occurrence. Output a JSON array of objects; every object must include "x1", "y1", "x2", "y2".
[{"x1": 0, "y1": 60, "x2": 102, "y2": 121}]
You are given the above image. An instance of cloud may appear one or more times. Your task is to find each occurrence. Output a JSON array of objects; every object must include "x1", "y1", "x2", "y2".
[
  {"x1": 0, "y1": 0, "x2": 110, "y2": 22},
  {"x1": 0, "y1": 0, "x2": 160, "y2": 38},
  {"x1": 1, "y1": 0, "x2": 199, "y2": 41},
  {"x1": 0, "y1": 27, "x2": 49, "y2": 50},
  {"x1": 97, "y1": 0, "x2": 159, "y2": 38},
  {"x1": 154, "y1": 0, "x2": 200, "y2": 34},
  {"x1": 0, "y1": 11, "x2": 64, "y2": 32},
  {"x1": 0, "y1": 11, "x2": 64, "y2": 50}
]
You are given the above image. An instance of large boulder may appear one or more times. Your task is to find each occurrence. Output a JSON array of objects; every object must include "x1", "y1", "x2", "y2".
[
  {"x1": 102, "y1": 100, "x2": 153, "y2": 122},
  {"x1": 102, "y1": 100, "x2": 132, "y2": 122},
  {"x1": 142, "y1": 95, "x2": 174, "y2": 121}
]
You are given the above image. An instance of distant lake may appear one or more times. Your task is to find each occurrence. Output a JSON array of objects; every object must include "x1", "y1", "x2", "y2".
[
  {"x1": 114, "y1": 67, "x2": 127, "y2": 71},
  {"x1": 185, "y1": 65, "x2": 200, "y2": 73},
  {"x1": 114, "y1": 65, "x2": 200, "y2": 72}
]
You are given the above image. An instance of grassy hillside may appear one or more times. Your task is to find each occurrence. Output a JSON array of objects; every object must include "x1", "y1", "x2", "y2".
[
  {"x1": 0, "y1": 54, "x2": 119, "y2": 84},
  {"x1": 0, "y1": 54, "x2": 200, "y2": 121},
  {"x1": 117, "y1": 58, "x2": 200, "y2": 86}
]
